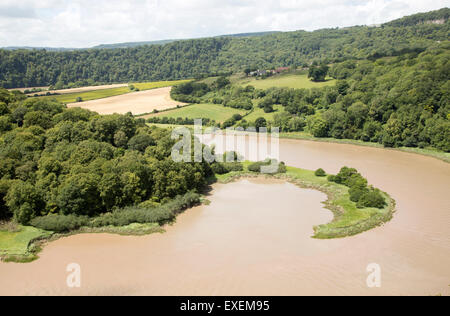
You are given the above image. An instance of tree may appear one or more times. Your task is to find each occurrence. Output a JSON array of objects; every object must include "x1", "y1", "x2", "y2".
[
  {"x1": 56, "y1": 173, "x2": 102, "y2": 216},
  {"x1": 254, "y1": 117, "x2": 267, "y2": 131},
  {"x1": 214, "y1": 77, "x2": 231, "y2": 90},
  {"x1": 308, "y1": 116, "x2": 328, "y2": 137},
  {"x1": 128, "y1": 133, "x2": 155, "y2": 152},
  {"x1": 308, "y1": 64, "x2": 329, "y2": 82},
  {"x1": 264, "y1": 104, "x2": 274, "y2": 113},
  {"x1": 114, "y1": 130, "x2": 128, "y2": 148},
  {"x1": 315, "y1": 168, "x2": 327, "y2": 177},
  {"x1": 6, "y1": 180, "x2": 44, "y2": 224}
]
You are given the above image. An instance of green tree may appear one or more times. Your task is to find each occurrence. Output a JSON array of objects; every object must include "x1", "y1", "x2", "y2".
[{"x1": 254, "y1": 117, "x2": 267, "y2": 131}]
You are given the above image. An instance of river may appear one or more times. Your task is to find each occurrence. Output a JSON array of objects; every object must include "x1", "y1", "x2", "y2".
[{"x1": 0, "y1": 138, "x2": 449, "y2": 296}]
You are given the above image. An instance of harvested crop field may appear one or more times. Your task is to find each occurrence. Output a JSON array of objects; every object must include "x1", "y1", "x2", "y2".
[
  {"x1": 32, "y1": 84, "x2": 129, "y2": 96},
  {"x1": 67, "y1": 87, "x2": 186, "y2": 115}
]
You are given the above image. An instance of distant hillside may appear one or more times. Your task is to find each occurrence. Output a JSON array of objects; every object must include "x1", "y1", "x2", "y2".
[
  {"x1": 92, "y1": 39, "x2": 176, "y2": 49},
  {"x1": 0, "y1": 8, "x2": 448, "y2": 88},
  {"x1": 2, "y1": 46, "x2": 75, "y2": 52},
  {"x1": 3, "y1": 31, "x2": 281, "y2": 51},
  {"x1": 384, "y1": 7, "x2": 449, "y2": 27}
]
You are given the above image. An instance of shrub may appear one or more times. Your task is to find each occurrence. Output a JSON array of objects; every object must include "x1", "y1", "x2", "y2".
[
  {"x1": 30, "y1": 192, "x2": 202, "y2": 232},
  {"x1": 248, "y1": 160, "x2": 286, "y2": 174},
  {"x1": 315, "y1": 168, "x2": 327, "y2": 177},
  {"x1": 31, "y1": 214, "x2": 90, "y2": 232},
  {"x1": 211, "y1": 163, "x2": 228, "y2": 175},
  {"x1": 224, "y1": 162, "x2": 244, "y2": 172},
  {"x1": 329, "y1": 167, "x2": 386, "y2": 209},
  {"x1": 211, "y1": 162, "x2": 244, "y2": 175},
  {"x1": 357, "y1": 189, "x2": 386, "y2": 209}
]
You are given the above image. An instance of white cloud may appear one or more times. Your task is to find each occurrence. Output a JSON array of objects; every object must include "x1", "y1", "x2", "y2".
[{"x1": 0, "y1": 0, "x2": 447, "y2": 47}]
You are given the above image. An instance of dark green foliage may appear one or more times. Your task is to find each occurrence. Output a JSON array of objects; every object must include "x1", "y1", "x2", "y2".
[
  {"x1": 171, "y1": 82, "x2": 210, "y2": 103},
  {"x1": 30, "y1": 192, "x2": 201, "y2": 232},
  {"x1": 254, "y1": 117, "x2": 267, "y2": 131},
  {"x1": 308, "y1": 64, "x2": 329, "y2": 82},
  {"x1": 315, "y1": 168, "x2": 327, "y2": 177},
  {"x1": 0, "y1": 92, "x2": 214, "y2": 226},
  {"x1": 0, "y1": 179, "x2": 11, "y2": 219},
  {"x1": 264, "y1": 104, "x2": 274, "y2": 113},
  {"x1": 127, "y1": 133, "x2": 155, "y2": 152},
  {"x1": 357, "y1": 189, "x2": 387, "y2": 209},
  {"x1": 30, "y1": 214, "x2": 90, "y2": 232},
  {"x1": 211, "y1": 162, "x2": 244, "y2": 175},
  {"x1": 248, "y1": 160, "x2": 287, "y2": 174},
  {"x1": 329, "y1": 167, "x2": 386, "y2": 209}
]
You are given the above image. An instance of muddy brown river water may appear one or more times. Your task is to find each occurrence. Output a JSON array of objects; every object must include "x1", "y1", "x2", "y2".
[{"x1": 0, "y1": 138, "x2": 449, "y2": 296}]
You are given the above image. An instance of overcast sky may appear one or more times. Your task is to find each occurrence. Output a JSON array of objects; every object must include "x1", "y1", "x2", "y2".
[{"x1": 0, "y1": 0, "x2": 447, "y2": 48}]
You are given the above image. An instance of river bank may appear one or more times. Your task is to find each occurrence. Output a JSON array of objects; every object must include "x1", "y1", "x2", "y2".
[
  {"x1": 0, "y1": 137, "x2": 448, "y2": 295},
  {"x1": 279, "y1": 132, "x2": 450, "y2": 164},
  {"x1": 0, "y1": 162, "x2": 396, "y2": 263},
  {"x1": 144, "y1": 123, "x2": 450, "y2": 164}
]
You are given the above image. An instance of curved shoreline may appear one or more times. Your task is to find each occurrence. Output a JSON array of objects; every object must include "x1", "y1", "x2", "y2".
[
  {"x1": 215, "y1": 167, "x2": 396, "y2": 239},
  {"x1": 145, "y1": 124, "x2": 449, "y2": 163},
  {"x1": 279, "y1": 133, "x2": 450, "y2": 164},
  {"x1": 0, "y1": 164, "x2": 396, "y2": 263}
]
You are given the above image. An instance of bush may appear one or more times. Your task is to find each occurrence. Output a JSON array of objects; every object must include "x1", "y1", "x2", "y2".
[
  {"x1": 315, "y1": 168, "x2": 327, "y2": 177},
  {"x1": 31, "y1": 214, "x2": 90, "y2": 232},
  {"x1": 357, "y1": 189, "x2": 386, "y2": 209},
  {"x1": 248, "y1": 160, "x2": 286, "y2": 174},
  {"x1": 31, "y1": 192, "x2": 202, "y2": 232},
  {"x1": 329, "y1": 167, "x2": 386, "y2": 209},
  {"x1": 211, "y1": 162, "x2": 244, "y2": 175}
]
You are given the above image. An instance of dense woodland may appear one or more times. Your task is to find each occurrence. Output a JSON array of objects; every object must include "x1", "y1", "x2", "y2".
[
  {"x1": 0, "y1": 89, "x2": 219, "y2": 227},
  {"x1": 169, "y1": 43, "x2": 449, "y2": 152},
  {"x1": 0, "y1": 9, "x2": 448, "y2": 88}
]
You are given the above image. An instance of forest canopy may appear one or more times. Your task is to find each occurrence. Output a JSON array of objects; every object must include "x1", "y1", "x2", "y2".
[{"x1": 0, "y1": 89, "x2": 219, "y2": 225}]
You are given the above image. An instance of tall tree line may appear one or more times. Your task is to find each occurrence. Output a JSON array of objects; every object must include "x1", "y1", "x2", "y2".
[{"x1": 0, "y1": 8, "x2": 448, "y2": 88}]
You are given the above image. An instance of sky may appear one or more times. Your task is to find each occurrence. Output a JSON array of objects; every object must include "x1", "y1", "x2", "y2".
[{"x1": 0, "y1": 0, "x2": 448, "y2": 48}]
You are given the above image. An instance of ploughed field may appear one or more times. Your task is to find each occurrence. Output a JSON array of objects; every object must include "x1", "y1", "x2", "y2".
[
  {"x1": 67, "y1": 86, "x2": 186, "y2": 115},
  {"x1": 24, "y1": 80, "x2": 191, "y2": 115}
]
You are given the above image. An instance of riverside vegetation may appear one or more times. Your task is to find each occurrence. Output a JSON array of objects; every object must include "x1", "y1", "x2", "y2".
[
  {"x1": 0, "y1": 89, "x2": 396, "y2": 261},
  {"x1": 2, "y1": 8, "x2": 448, "y2": 262}
]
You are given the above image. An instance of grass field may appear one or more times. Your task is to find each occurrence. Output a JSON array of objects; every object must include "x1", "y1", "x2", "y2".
[
  {"x1": 132, "y1": 80, "x2": 191, "y2": 91},
  {"x1": 244, "y1": 104, "x2": 284, "y2": 122},
  {"x1": 240, "y1": 73, "x2": 335, "y2": 90},
  {"x1": 37, "y1": 80, "x2": 191, "y2": 104},
  {"x1": 0, "y1": 226, "x2": 52, "y2": 262},
  {"x1": 147, "y1": 103, "x2": 248, "y2": 123}
]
